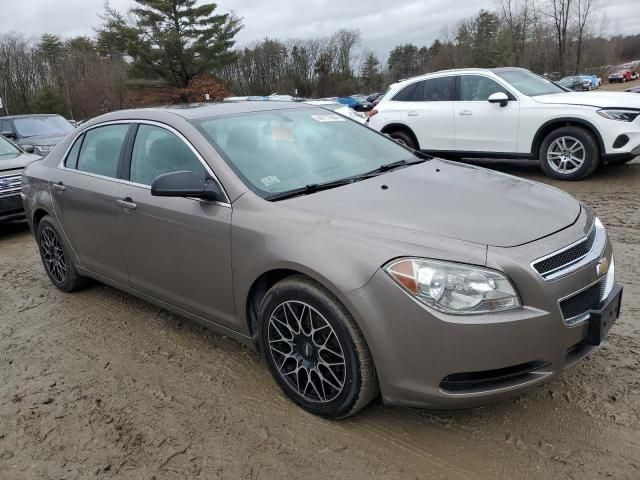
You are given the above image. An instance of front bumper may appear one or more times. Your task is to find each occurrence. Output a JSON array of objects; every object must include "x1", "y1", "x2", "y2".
[
  {"x1": 346, "y1": 212, "x2": 620, "y2": 409},
  {"x1": 0, "y1": 193, "x2": 25, "y2": 222}
]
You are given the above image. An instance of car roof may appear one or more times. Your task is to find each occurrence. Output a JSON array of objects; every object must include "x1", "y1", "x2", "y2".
[
  {"x1": 2, "y1": 114, "x2": 63, "y2": 119},
  {"x1": 108, "y1": 101, "x2": 314, "y2": 121},
  {"x1": 394, "y1": 67, "x2": 532, "y2": 85}
]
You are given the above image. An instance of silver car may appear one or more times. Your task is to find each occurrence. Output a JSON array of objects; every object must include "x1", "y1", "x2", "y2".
[{"x1": 21, "y1": 102, "x2": 622, "y2": 418}]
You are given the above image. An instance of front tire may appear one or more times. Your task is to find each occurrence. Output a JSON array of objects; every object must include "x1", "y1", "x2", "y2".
[
  {"x1": 258, "y1": 276, "x2": 378, "y2": 418},
  {"x1": 539, "y1": 126, "x2": 600, "y2": 180},
  {"x1": 36, "y1": 215, "x2": 86, "y2": 292},
  {"x1": 387, "y1": 130, "x2": 417, "y2": 150}
]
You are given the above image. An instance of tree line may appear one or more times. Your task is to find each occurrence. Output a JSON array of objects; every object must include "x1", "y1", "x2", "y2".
[{"x1": 1, "y1": 0, "x2": 640, "y2": 119}]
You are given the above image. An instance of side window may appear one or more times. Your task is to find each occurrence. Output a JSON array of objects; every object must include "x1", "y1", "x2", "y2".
[
  {"x1": 420, "y1": 77, "x2": 455, "y2": 101},
  {"x1": 129, "y1": 124, "x2": 207, "y2": 186},
  {"x1": 460, "y1": 75, "x2": 512, "y2": 101},
  {"x1": 392, "y1": 82, "x2": 419, "y2": 101},
  {"x1": 0, "y1": 120, "x2": 12, "y2": 134},
  {"x1": 77, "y1": 124, "x2": 129, "y2": 178},
  {"x1": 64, "y1": 136, "x2": 83, "y2": 169}
]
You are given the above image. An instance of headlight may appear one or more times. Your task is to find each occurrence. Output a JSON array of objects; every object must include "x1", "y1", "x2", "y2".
[
  {"x1": 596, "y1": 109, "x2": 640, "y2": 122},
  {"x1": 34, "y1": 145, "x2": 53, "y2": 153},
  {"x1": 384, "y1": 258, "x2": 521, "y2": 315}
]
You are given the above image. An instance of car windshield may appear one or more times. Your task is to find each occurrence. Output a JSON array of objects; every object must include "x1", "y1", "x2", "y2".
[
  {"x1": 193, "y1": 108, "x2": 416, "y2": 198},
  {"x1": 0, "y1": 135, "x2": 21, "y2": 157},
  {"x1": 495, "y1": 70, "x2": 566, "y2": 96},
  {"x1": 13, "y1": 116, "x2": 74, "y2": 138}
]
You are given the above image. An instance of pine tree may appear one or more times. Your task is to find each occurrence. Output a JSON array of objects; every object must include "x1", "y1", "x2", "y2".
[{"x1": 97, "y1": 0, "x2": 242, "y2": 88}]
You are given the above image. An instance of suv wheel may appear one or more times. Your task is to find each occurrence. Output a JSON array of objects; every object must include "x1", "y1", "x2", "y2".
[
  {"x1": 387, "y1": 130, "x2": 417, "y2": 150},
  {"x1": 539, "y1": 126, "x2": 600, "y2": 180},
  {"x1": 258, "y1": 276, "x2": 378, "y2": 418}
]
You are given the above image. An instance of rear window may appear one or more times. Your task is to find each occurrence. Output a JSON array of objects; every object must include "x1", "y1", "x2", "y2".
[{"x1": 76, "y1": 124, "x2": 129, "y2": 178}]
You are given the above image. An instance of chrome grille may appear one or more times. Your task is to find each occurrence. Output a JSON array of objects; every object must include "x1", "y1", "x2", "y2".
[
  {"x1": 534, "y1": 227, "x2": 596, "y2": 276},
  {"x1": 0, "y1": 174, "x2": 21, "y2": 198},
  {"x1": 531, "y1": 219, "x2": 606, "y2": 281},
  {"x1": 560, "y1": 277, "x2": 606, "y2": 325}
]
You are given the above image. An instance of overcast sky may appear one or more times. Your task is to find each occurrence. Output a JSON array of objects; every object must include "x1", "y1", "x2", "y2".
[{"x1": 2, "y1": 0, "x2": 639, "y2": 58}]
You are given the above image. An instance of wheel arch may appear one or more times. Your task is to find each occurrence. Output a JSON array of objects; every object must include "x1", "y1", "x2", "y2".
[
  {"x1": 531, "y1": 118, "x2": 605, "y2": 158},
  {"x1": 244, "y1": 266, "x2": 364, "y2": 352},
  {"x1": 380, "y1": 123, "x2": 420, "y2": 150}
]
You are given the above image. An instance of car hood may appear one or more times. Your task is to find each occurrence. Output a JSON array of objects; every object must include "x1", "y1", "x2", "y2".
[
  {"x1": 281, "y1": 160, "x2": 580, "y2": 248},
  {"x1": 16, "y1": 134, "x2": 65, "y2": 146},
  {"x1": 0, "y1": 152, "x2": 40, "y2": 173},
  {"x1": 533, "y1": 91, "x2": 640, "y2": 108}
]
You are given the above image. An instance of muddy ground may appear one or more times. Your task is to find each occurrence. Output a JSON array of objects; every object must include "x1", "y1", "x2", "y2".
[{"x1": 1, "y1": 159, "x2": 639, "y2": 480}]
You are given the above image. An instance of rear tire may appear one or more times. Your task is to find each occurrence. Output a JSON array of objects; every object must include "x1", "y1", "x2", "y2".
[
  {"x1": 387, "y1": 130, "x2": 418, "y2": 150},
  {"x1": 539, "y1": 126, "x2": 600, "y2": 180},
  {"x1": 258, "y1": 275, "x2": 378, "y2": 419},
  {"x1": 36, "y1": 215, "x2": 86, "y2": 292}
]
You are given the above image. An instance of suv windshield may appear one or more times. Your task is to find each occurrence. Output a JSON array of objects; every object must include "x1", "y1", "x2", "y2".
[
  {"x1": 193, "y1": 108, "x2": 417, "y2": 198},
  {"x1": 0, "y1": 136, "x2": 21, "y2": 157},
  {"x1": 13, "y1": 116, "x2": 74, "y2": 138},
  {"x1": 495, "y1": 70, "x2": 566, "y2": 96}
]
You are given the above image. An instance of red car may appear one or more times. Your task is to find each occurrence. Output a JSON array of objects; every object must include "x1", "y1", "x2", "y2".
[{"x1": 608, "y1": 70, "x2": 635, "y2": 83}]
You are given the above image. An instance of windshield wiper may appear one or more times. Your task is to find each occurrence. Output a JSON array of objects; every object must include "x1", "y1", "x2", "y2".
[
  {"x1": 266, "y1": 155, "x2": 429, "y2": 202},
  {"x1": 358, "y1": 157, "x2": 428, "y2": 178},
  {"x1": 266, "y1": 178, "x2": 356, "y2": 201}
]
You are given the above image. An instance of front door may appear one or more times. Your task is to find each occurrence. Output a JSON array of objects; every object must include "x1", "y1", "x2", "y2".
[
  {"x1": 453, "y1": 75, "x2": 520, "y2": 153},
  {"x1": 114, "y1": 123, "x2": 236, "y2": 328},
  {"x1": 50, "y1": 123, "x2": 131, "y2": 284}
]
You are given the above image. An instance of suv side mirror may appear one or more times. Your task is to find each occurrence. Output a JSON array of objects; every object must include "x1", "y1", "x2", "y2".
[
  {"x1": 488, "y1": 92, "x2": 509, "y2": 107},
  {"x1": 151, "y1": 170, "x2": 225, "y2": 203},
  {"x1": 1, "y1": 130, "x2": 16, "y2": 139},
  {"x1": 21, "y1": 144, "x2": 35, "y2": 154}
]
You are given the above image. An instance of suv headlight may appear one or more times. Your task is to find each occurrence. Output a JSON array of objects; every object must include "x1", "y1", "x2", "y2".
[
  {"x1": 384, "y1": 258, "x2": 521, "y2": 315},
  {"x1": 596, "y1": 109, "x2": 640, "y2": 122}
]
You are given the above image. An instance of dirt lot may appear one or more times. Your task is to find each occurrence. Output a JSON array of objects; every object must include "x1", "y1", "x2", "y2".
[{"x1": 1, "y1": 159, "x2": 639, "y2": 480}]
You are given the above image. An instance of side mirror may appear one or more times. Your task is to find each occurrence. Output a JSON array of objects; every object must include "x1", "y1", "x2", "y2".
[
  {"x1": 1, "y1": 130, "x2": 16, "y2": 139},
  {"x1": 151, "y1": 170, "x2": 224, "y2": 203},
  {"x1": 21, "y1": 144, "x2": 35, "y2": 154},
  {"x1": 488, "y1": 92, "x2": 509, "y2": 107}
]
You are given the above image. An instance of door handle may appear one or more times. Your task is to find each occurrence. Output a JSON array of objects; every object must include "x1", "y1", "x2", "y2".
[
  {"x1": 459, "y1": 110, "x2": 473, "y2": 116},
  {"x1": 116, "y1": 198, "x2": 137, "y2": 211},
  {"x1": 52, "y1": 182, "x2": 66, "y2": 193}
]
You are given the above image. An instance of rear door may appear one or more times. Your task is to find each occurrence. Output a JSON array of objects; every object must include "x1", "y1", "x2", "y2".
[
  {"x1": 453, "y1": 74, "x2": 520, "y2": 153},
  {"x1": 395, "y1": 76, "x2": 456, "y2": 151},
  {"x1": 50, "y1": 123, "x2": 131, "y2": 284},
  {"x1": 114, "y1": 123, "x2": 236, "y2": 329}
]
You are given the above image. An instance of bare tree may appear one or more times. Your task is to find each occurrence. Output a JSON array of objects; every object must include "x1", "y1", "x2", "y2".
[
  {"x1": 546, "y1": 0, "x2": 573, "y2": 75},
  {"x1": 573, "y1": 0, "x2": 600, "y2": 73},
  {"x1": 496, "y1": 0, "x2": 532, "y2": 66}
]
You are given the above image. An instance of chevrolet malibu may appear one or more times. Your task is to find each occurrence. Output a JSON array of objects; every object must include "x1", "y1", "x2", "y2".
[{"x1": 21, "y1": 102, "x2": 622, "y2": 418}]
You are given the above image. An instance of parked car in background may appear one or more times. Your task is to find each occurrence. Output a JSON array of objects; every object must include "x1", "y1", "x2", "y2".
[
  {"x1": 338, "y1": 95, "x2": 374, "y2": 112},
  {"x1": 608, "y1": 70, "x2": 633, "y2": 83},
  {"x1": 558, "y1": 76, "x2": 591, "y2": 91},
  {"x1": 1, "y1": 114, "x2": 75, "y2": 157},
  {"x1": 368, "y1": 67, "x2": 640, "y2": 180},
  {"x1": 0, "y1": 135, "x2": 39, "y2": 222},
  {"x1": 305, "y1": 100, "x2": 367, "y2": 123},
  {"x1": 21, "y1": 102, "x2": 621, "y2": 418},
  {"x1": 366, "y1": 92, "x2": 384, "y2": 104},
  {"x1": 580, "y1": 74, "x2": 601, "y2": 89}
]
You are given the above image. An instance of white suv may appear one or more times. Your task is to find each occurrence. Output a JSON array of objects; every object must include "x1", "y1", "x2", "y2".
[{"x1": 368, "y1": 67, "x2": 640, "y2": 180}]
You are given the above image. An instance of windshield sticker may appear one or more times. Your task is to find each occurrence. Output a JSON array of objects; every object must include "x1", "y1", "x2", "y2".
[
  {"x1": 271, "y1": 125, "x2": 295, "y2": 142},
  {"x1": 260, "y1": 176, "x2": 281, "y2": 187},
  {"x1": 311, "y1": 114, "x2": 345, "y2": 123}
]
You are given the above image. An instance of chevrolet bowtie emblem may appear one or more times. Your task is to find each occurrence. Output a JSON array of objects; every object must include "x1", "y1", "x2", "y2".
[{"x1": 597, "y1": 257, "x2": 610, "y2": 276}]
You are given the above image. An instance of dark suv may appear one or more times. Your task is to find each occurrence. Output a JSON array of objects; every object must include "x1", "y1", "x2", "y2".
[
  {"x1": 1, "y1": 114, "x2": 75, "y2": 157},
  {"x1": 0, "y1": 135, "x2": 39, "y2": 222}
]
